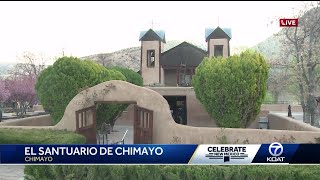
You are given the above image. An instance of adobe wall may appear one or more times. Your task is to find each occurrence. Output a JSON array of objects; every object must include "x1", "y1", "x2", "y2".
[
  {"x1": 268, "y1": 113, "x2": 320, "y2": 131},
  {"x1": 117, "y1": 103, "x2": 269, "y2": 129},
  {"x1": 160, "y1": 123, "x2": 320, "y2": 144},
  {"x1": 116, "y1": 87, "x2": 302, "y2": 129},
  {"x1": 53, "y1": 80, "x2": 173, "y2": 131}
]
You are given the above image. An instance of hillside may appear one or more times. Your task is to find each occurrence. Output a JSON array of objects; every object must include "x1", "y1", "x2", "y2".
[
  {"x1": 1, "y1": 36, "x2": 284, "y2": 76},
  {"x1": 83, "y1": 46, "x2": 141, "y2": 72},
  {"x1": 251, "y1": 34, "x2": 284, "y2": 62},
  {"x1": 0, "y1": 63, "x2": 14, "y2": 77}
]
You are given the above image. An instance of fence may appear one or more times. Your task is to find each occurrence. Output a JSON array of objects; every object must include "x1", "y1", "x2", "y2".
[
  {"x1": 96, "y1": 123, "x2": 112, "y2": 144},
  {"x1": 97, "y1": 133, "x2": 108, "y2": 144},
  {"x1": 263, "y1": 101, "x2": 293, "y2": 104}
]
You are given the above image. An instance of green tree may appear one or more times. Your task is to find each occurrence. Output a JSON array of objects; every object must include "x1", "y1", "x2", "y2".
[
  {"x1": 35, "y1": 56, "x2": 126, "y2": 125},
  {"x1": 109, "y1": 66, "x2": 143, "y2": 86},
  {"x1": 192, "y1": 50, "x2": 269, "y2": 128}
]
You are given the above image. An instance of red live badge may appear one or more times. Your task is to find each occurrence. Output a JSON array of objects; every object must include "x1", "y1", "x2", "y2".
[{"x1": 279, "y1": 18, "x2": 298, "y2": 27}]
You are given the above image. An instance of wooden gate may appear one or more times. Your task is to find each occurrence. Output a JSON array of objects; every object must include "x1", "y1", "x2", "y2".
[
  {"x1": 134, "y1": 105, "x2": 153, "y2": 144},
  {"x1": 75, "y1": 105, "x2": 97, "y2": 144}
]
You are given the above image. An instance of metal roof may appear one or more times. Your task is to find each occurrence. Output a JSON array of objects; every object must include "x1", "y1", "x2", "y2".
[
  {"x1": 205, "y1": 27, "x2": 232, "y2": 39},
  {"x1": 139, "y1": 29, "x2": 166, "y2": 42}
]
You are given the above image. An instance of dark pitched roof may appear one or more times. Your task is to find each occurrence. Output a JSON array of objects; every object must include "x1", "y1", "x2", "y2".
[
  {"x1": 139, "y1": 29, "x2": 166, "y2": 43},
  {"x1": 205, "y1": 27, "x2": 232, "y2": 42},
  {"x1": 160, "y1": 41, "x2": 207, "y2": 67},
  {"x1": 162, "y1": 40, "x2": 207, "y2": 53}
]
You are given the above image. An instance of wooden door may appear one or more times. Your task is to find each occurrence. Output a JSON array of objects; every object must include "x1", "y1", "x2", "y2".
[
  {"x1": 75, "y1": 106, "x2": 97, "y2": 144},
  {"x1": 134, "y1": 105, "x2": 153, "y2": 144}
]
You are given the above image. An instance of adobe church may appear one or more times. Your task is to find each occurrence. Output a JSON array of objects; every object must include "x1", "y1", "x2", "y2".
[{"x1": 138, "y1": 27, "x2": 232, "y2": 127}]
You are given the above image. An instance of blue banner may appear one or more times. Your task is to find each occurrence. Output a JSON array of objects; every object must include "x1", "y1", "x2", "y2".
[
  {"x1": 1, "y1": 143, "x2": 320, "y2": 164},
  {"x1": 0, "y1": 145, "x2": 197, "y2": 164},
  {"x1": 251, "y1": 143, "x2": 320, "y2": 164}
]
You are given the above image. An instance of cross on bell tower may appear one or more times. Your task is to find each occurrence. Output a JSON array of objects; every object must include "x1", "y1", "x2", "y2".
[{"x1": 150, "y1": 19, "x2": 160, "y2": 30}]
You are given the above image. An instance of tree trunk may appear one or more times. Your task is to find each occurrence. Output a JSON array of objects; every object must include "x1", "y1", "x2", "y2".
[
  {"x1": 110, "y1": 111, "x2": 123, "y2": 132},
  {"x1": 306, "y1": 33, "x2": 316, "y2": 126},
  {"x1": 315, "y1": 106, "x2": 320, "y2": 127},
  {"x1": 14, "y1": 102, "x2": 28, "y2": 119},
  {"x1": 0, "y1": 108, "x2": 2, "y2": 122},
  {"x1": 308, "y1": 95, "x2": 316, "y2": 126},
  {"x1": 299, "y1": 86, "x2": 308, "y2": 123},
  {"x1": 274, "y1": 92, "x2": 280, "y2": 103},
  {"x1": 302, "y1": 108, "x2": 307, "y2": 123}
]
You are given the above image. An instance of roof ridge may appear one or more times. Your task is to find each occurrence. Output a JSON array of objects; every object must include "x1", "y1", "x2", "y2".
[
  {"x1": 205, "y1": 27, "x2": 232, "y2": 40},
  {"x1": 161, "y1": 41, "x2": 207, "y2": 55},
  {"x1": 162, "y1": 40, "x2": 206, "y2": 53},
  {"x1": 139, "y1": 29, "x2": 166, "y2": 43}
]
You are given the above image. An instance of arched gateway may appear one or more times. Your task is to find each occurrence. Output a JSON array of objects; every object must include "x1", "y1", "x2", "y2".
[
  {"x1": 4, "y1": 80, "x2": 316, "y2": 144},
  {"x1": 54, "y1": 80, "x2": 176, "y2": 144}
]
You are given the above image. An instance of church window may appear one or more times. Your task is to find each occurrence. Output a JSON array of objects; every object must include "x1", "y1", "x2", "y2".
[{"x1": 147, "y1": 50, "x2": 155, "y2": 67}]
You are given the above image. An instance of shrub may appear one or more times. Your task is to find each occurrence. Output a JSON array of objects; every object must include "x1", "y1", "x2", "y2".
[
  {"x1": 192, "y1": 50, "x2": 269, "y2": 128},
  {"x1": 0, "y1": 128, "x2": 85, "y2": 144},
  {"x1": 109, "y1": 66, "x2": 143, "y2": 86},
  {"x1": 25, "y1": 165, "x2": 320, "y2": 180},
  {"x1": 35, "y1": 56, "x2": 126, "y2": 125},
  {"x1": 263, "y1": 91, "x2": 276, "y2": 104}
]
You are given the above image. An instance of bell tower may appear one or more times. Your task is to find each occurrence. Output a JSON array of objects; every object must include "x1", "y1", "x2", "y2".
[
  {"x1": 139, "y1": 29, "x2": 166, "y2": 86},
  {"x1": 205, "y1": 27, "x2": 232, "y2": 58}
]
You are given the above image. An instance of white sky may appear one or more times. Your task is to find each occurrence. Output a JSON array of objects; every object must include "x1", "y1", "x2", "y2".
[{"x1": 0, "y1": 1, "x2": 306, "y2": 64}]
